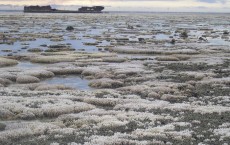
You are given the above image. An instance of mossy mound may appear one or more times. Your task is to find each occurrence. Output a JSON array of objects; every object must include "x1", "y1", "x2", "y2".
[
  {"x1": 0, "y1": 109, "x2": 14, "y2": 120},
  {"x1": 34, "y1": 84, "x2": 72, "y2": 91},
  {"x1": 23, "y1": 70, "x2": 55, "y2": 79},
  {"x1": 0, "y1": 57, "x2": 18, "y2": 67},
  {"x1": 30, "y1": 56, "x2": 76, "y2": 63},
  {"x1": 156, "y1": 56, "x2": 180, "y2": 61},
  {"x1": 47, "y1": 67, "x2": 83, "y2": 75},
  {"x1": 0, "y1": 73, "x2": 17, "y2": 82},
  {"x1": 102, "y1": 57, "x2": 126, "y2": 63},
  {"x1": 16, "y1": 75, "x2": 40, "y2": 84},
  {"x1": 27, "y1": 48, "x2": 43, "y2": 52},
  {"x1": 89, "y1": 78, "x2": 123, "y2": 88},
  {"x1": 0, "y1": 78, "x2": 12, "y2": 86}
]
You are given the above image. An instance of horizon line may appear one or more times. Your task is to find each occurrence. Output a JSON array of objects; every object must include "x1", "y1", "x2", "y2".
[{"x1": 0, "y1": 9, "x2": 229, "y2": 14}]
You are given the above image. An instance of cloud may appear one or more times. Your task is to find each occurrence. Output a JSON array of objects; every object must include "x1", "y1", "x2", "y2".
[
  {"x1": 198, "y1": 0, "x2": 217, "y2": 2},
  {"x1": 197, "y1": 0, "x2": 227, "y2": 3}
]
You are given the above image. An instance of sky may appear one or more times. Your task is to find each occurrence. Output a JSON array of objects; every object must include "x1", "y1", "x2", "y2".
[{"x1": 0, "y1": 0, "x2": 230, "y2": 12}]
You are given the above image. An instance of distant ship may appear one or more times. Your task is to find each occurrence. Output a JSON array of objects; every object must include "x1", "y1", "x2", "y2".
[{"x1": 24, "y1": 5, "x2": 104, "y2": 13}]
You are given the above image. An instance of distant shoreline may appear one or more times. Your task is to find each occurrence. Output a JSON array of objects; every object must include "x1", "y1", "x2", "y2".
[{"x1": 0, "y1": 10, "x2": 229, "y2": 14}]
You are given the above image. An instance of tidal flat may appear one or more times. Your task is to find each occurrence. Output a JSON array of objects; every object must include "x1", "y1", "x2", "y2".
[{"x1": 0, "y1": 12, "x2": 229, "y2": 145}]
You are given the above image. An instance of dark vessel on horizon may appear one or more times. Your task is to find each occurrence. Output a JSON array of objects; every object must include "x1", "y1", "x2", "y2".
[{"x1": 24, "y1": 5, "x2": 104, "y2": 13}]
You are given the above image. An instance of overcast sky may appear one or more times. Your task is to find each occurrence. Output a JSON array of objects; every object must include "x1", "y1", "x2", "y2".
[{"x1": 0, "y1": 0, "x2": 229, "y2": 12}]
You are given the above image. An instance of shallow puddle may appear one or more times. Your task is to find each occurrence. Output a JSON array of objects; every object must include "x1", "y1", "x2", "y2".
[
  {"x1": 155, "y1": 34, "x2": 170, "y2": 40},
  {"x1": 42, "y1": 75, "x2": 92, "y2": 90},
  {"x1": 65, "y1": 37, "x2": 98, "y2": 52},
  {"x1": 16, "y1": 61, "x2": 42, "y2": 69},
  {"x1": 207, "y1": 38, "x2": 230, "y2": 46}
]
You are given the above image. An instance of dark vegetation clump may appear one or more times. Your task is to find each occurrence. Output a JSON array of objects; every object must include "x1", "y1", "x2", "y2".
[
  {"x1": 170, "y1": 38, "x2": 176, "y2": 44},
  {"x1": 0, "y1": 122, "x2": 6, "y2": 131},
  {"x1": 66, "y1": 26, "x2": 74, "y2": 31},
  {"x1": 138, "y1": 38, "x2": 145, "y2": 43},
  {"x1": 223, "y1": 30, "x2": 229, "y2": 35},
  {"x1": 180, "y1": 30, "x2": 188, "y2": 38}
]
